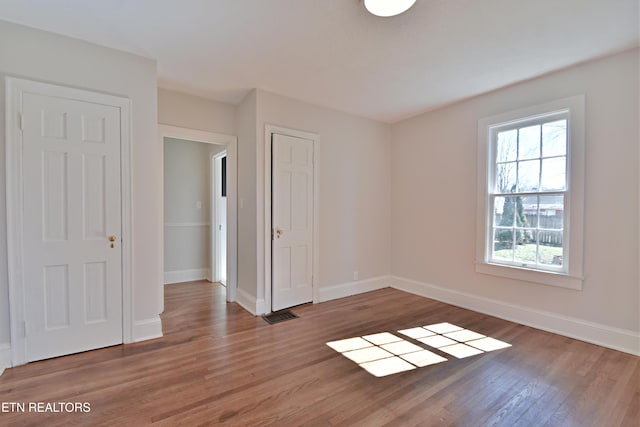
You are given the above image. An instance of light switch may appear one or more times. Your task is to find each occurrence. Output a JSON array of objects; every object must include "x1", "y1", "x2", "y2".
[{"x1": 196, "y1": 201, "x2": 202, "y2": 209}]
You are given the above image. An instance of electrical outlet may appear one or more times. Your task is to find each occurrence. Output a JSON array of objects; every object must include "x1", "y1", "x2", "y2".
[
  {"x1": 353, "y1": 271, "x2": 359, "y2": 281},
  {"x1": 196, "y1": 201, "x2": 202, "y2": 209}
]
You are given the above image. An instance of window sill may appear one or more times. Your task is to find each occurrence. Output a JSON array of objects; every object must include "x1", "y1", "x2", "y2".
[{"x1": 475, "y1": 261, "x2": 583, "y2": 290}]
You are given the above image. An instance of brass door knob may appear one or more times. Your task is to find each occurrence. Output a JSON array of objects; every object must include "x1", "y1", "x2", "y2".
[
  {"x1": 276, "y1": 229, "x2": 283, "y2": 238},
  {"x1": 108, "y1": 236, "x2": 117, "y2": 242}
]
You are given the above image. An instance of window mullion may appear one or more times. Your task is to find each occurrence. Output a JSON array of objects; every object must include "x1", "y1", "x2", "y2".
[{"x1": 535, "y1": 194, "x2": 540, "y2": 267}]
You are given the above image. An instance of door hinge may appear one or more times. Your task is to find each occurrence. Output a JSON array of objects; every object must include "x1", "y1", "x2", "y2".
[
  {"x1": 22, "y1": 321, "x2": 27, "y2": 337},
  {"x1": 18, "y1": 113, "x2": 24, "y2": 131}
]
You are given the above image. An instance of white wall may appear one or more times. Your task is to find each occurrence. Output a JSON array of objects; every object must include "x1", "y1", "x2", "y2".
[
  {"x1": 158, "y1": 88, "x2": 236, "y2": 135},
  {"x1": 163, "y1": 138, "x2": 224, "y2": 281},
  {"x1": 255, "y1": 90, "x2": 392, "y2": 307},
  {"x1": 235, "y1": 90, "x2": 259, "y2": 300},
  {"x1": 391, "y1": 50, "x2": 639, "y2": 347},
  {"x1": 0, "y1": 20, "x2": 161, "y2": 349}
]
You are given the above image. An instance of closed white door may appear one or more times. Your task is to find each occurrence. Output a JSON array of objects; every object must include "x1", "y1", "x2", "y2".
[
  {"x1": 21, "y1": 92, "x2": 123, "y2": 362},
  {"x1": 271, "y1": 134, "x2": 314, "y2": 311}
]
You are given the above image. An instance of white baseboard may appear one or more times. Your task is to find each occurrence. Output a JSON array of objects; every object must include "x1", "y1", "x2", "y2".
[
  {"x1": 236, "y1": 276, "x2": 390, "y2": 317},
  {"x1": 0, "y1": 343, "x2": 10, "y2": 374},
  {"x1": 391, "y1": 276, "x2": 640, "y2": 356},
  {"x1": 164, "y1": 268, "x2": 210, "y2": 284},
  {"x1": 133, "y1": 316, "x2": 163, "y2": 342},
  {"x1": 235, "y1": 288, "x2": 264, "y2": 316},
  {"x1": 318, "y1": 275, "x2": 392, "y2": 303},
  {"x1": 255, "y1": 298, "x2": 266, "y2": 316}
]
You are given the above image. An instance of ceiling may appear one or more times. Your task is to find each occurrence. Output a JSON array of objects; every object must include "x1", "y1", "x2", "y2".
[{"x1": 0, "y1": 0, "x2": 637, "y2": 123}]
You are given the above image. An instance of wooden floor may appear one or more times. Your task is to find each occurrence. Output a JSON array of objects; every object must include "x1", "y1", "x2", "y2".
[{"x1": 0, "y1": 282, "x2": 638, "y2": 426}]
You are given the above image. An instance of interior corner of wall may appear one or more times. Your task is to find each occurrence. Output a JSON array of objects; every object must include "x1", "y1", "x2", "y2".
[{"x1": 0, "y1": 342, "x2": 11, "y2": 371}]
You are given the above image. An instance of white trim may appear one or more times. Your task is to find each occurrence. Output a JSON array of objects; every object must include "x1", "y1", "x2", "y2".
[
  {"x1": 476, "y1": 95, "x2": 586, "y2": 290},
  {"x1": 264, "y1": 125, "x2": 320, "y2": 313},
  {"x1": 164, "y1": 269, "x2": 211, "y2": 284},
  {"x1": 132, "y1": 317, "x2": 163, "y2": 342},
  {"x1": 318, "y1": 276, "x2": 391, "y2": 302},
  {"x1": 475, "y1": 262, "x2": 584, "y2": 290},
  {"x1": 212, "y1": 150, "x2": 228, "y2": 284},
  {"x1": 5, "y1": 77, "x2": 134, "y2": 366},
  {"x1": 158, "y1": 124, "x2": 238, "y2": 313},
  {"x1": 235, "y1": 288, "x2": 265, "y2": 316},
  {"x1": 164, "y1": 222, "x2": 210, "y2": 227},
  {"x1": 391, "y1": 276, "x2": 640, "y2": 356},
  {"x1": 0, "y1": 343, "x2": 11, "y2": 374},
  {"x1": 120, "y1": 90, "x2": 134, "y2": 346}
]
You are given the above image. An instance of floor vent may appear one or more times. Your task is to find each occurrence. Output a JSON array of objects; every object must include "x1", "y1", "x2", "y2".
[{"x1": 262, "y1": 310, "x2": 299, "y2": 325}]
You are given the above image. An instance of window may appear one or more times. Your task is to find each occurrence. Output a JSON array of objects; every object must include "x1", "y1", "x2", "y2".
[{"x1": 476, "y1": 96, "x2": 585, "y2": 290}]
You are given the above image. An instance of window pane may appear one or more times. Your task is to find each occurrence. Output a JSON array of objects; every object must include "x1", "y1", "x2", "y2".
[
  {"x1": 518, "y1": 125, "x2": 540, "y2": 160},
  {"x1": 517, "y1": 160, "x2": 540, "y2": 192},
  {"x1": 542, "y1": 120, "x2": 567, "y2": 157},
  {"x1": 493, "y1": 229, "x2": 513, "y2": 260},
  {"x1": 495, "y1": 162, "x2": 516, "y2": 193},
  {"x1": 539, "y1": 195, "x2": 564, "y2": 230},
  {"x1": 521, "y1": 196, "x2": 538, "y2": 228},
  {"x1": 538, "y1": 231, "x2": 563, "y2": 266},
  {"x1": 497, "y1": 129, "x2": 517, "y2": 162},
  {"x1": 541, "y1": 157, "x2": 566, "y2": 191},
  {"x1": 514, "y1": 231, "x2": 537, "y2": 264},
  {"x1": 493, "y1": 197, "x2": 505, "y2": 226},
  {"x1": 495, "y1": 196, "x2": 518, "y2": 226}
]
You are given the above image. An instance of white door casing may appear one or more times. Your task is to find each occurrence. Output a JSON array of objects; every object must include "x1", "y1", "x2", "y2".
[
  {"x1": 6, "y1": 77, "x2": 133, "y2": 366},
  {"x1": 271, "y1": 133, "x2": 315, "y2": 311}
]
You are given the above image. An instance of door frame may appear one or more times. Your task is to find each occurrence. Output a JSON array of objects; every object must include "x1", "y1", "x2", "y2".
[
  {"x1": 158, "y1": 124, "x2": 238, "y2": 312},
  {"x1": 5, "y1": 77, "x2": 134, "y2": 366},
  {"x1": 212, "y1": 150, "x2": 227, "y2": 284},
  {"x1": 264, "y1": 124, "x2": 320, "y2": 313}
]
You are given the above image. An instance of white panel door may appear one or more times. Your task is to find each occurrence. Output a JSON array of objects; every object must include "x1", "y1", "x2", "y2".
[
  {"x1": 21, "y1": 92, "x2": 123, "y2": 362},
  {"x1": 272, "y1": 134, "x2": 314, "y2": 311}
]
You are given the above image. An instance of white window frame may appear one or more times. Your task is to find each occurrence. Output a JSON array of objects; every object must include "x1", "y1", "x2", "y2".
[{"x1": 475, "y1": 95, "x2": 585, "y2": 290}]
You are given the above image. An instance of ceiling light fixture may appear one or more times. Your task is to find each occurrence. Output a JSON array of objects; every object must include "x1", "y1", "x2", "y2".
[{"x1": 363, "y1": 0, "x2": 417, "y2": 17}]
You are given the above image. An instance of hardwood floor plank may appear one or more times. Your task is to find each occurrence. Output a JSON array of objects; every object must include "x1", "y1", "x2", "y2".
[{"x1": 0, "y1": 281, "x2": 637, "y2": 426}]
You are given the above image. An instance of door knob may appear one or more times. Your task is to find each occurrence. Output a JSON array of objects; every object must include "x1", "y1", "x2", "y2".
[
  {"x1": 108, "y1": 235, "x2": 117, "y2": 248},
  {"x1": 275, "y1": 229, "x2": 283, "y2": 238}
]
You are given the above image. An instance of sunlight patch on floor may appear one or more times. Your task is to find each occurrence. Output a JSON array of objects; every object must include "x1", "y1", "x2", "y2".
[
  {"x1": 360, "y1": 356, "x2": 416, "y2": 377},
  {"x1": 327, "y1": 322, "x2": 511, "y2": 377},
  {"x1": 362, "y1": 332, "x2": 403, "y2": 345},
  {"x1": 438, "y1": 343, "x2": 484, "y2": 358},
  {"x1": 342, "y1": 346, "x2": 394, "y2": 364},
  {"x1": 397, "y1": 327, "x2": 435, "y2": 339},
  {"x1": 417, "y1": 335, "x2": 457, "y2": 348}
]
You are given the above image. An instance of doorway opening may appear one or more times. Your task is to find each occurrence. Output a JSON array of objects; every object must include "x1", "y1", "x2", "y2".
[
  {"x1": 158, "y1": 125, "x2": 237, "y2": 314},
  {"x1": 163, "y1": 138, "x2": 224, "y2": 286}
]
